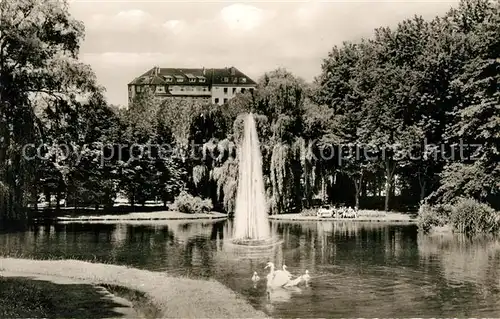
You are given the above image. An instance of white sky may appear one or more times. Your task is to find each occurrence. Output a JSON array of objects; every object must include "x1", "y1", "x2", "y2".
[{"x1": 69, "y1": 0, "x2": 459, "y2": 106}]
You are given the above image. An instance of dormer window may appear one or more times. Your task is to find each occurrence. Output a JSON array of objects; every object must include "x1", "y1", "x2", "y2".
[
  {"x1": 240, "y1": 77, "x2": 247, "y2": 83},
  {"x1": 165, "y1": 76, "x2": 173, "y2": 82},
  {"x1": 197, "y1": 76, "x2": 206, "y2": 83},
  {"x1": 232, "y1": 77, "x2": 238, "y2": 83},
  {"x1": 175, "y1": 75, "x2": 184, "y2": 82},
  {"x1": 223, "y1": 77, "x2": 229, "y2": 83},
  {"x1": 156, "y1": 85, "x2": 165, "y2": 93},
  {"x1": 186, "y1": 74, "x2": 196, "y2": 83}
]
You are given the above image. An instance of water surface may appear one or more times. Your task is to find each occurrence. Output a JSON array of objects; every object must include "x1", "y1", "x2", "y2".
[{"x1": 1, "y1": 220, "x2": 500, "y2": 317}]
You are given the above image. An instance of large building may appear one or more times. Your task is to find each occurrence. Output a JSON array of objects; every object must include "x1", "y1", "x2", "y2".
[{"x1": 128, "y1": 66, "x2": 257, "y2": 107}]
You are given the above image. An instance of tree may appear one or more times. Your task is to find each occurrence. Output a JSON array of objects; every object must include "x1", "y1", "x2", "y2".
[{"x1": 0, "y1": 0, "x2": 99, "y2": 220}]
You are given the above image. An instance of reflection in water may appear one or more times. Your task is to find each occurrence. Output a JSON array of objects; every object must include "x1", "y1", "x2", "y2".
[{"x1": 1, "y1": 221, "x2": 500, "y2": 317}]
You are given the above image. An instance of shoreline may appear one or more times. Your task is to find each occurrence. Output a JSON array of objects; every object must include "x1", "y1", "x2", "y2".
[
  {"x1": 51, "y1": 211, "x2": 228, "y2": 222},
  {"x1": 0, "y1": 272, "x2": 141, "y2": 318},
  {"x1": 269, "y1": 211, "x2": 417, "y2": 223},
  {"x1": 0, "y1": 258, "x2": 268, "y2": 318}
]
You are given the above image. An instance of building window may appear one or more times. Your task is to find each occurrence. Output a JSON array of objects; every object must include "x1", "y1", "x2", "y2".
[
  {"x1": 135, "y1": 86, "x2": 142, "y2": 93},
  {"x1": 223, "y1": 77, "x2": 229, "y2": 83},
  {"x1": 189, "y1": 78, "x2": 196, "y2": 83},
  {"x1": 215, "y1": 98, "x2": 219, "y2": 104},
  {"x1": 233, "y1": 77, "x2": 238, "y2": 83},
  {"x1": 156, "y1": 85, "x2": 166, "y2": 93},
  {"x1": 199, "y1": 78, "x2": 206, "y2": 83},
  {"x1": 180, "y1": 87, "x2": 185, "y2": 91},
  {"x1": 241, "y1": 88, "x2": 246, "y2": 94},
  {"x1": 223, "y1": 98, "x2": 228, "y2": 104},
  {"x1": 232, "y1": 88, "x2": 236, "y2": 94},
  {"x1": 224, "y1": 88, "x2": 228, "y2": 94},
  {"x1": 240, "y1": 77, "x2": 247, "y2": 83},
  {"x1": 165, "y1": 76, "x2": 173, "y2": 82},
  {"x1": 202, "y1": 87, "x2": 207, "y2": 91},
  {"x1": 250, "y1": 88, "x2": 254, "y2": 94}
]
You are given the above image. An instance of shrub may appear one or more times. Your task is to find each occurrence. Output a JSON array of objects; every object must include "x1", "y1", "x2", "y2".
[
  {"x1": 172, "y1": 191, "x2": 213, "y2": 214},
  {"x1": 449, "y1": 198, "x2": 500, "y2": 234},
  {"x1": 417, "y1": 198, "x2": 500, "y2": 234},
  {"x1": 300, "y1": 208, "x2": 317, "y2": 216},
  {"x1": 417, "y1": 203, "x2": 452, "y2": 233}
]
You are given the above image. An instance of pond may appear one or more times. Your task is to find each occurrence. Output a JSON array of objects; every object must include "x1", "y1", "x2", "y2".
[{"x1": 1, "y1": 220, "x2": 500, "y2": 318}]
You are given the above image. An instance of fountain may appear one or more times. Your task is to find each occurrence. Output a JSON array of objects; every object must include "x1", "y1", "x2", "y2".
[{"x1": 230, "y1": 113, "x2": 278, "y2": 248}]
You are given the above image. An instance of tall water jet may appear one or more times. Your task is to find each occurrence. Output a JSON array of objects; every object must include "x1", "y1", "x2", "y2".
[{"x1": 233, "y1": 113, "x2": 271, "y2": 241}]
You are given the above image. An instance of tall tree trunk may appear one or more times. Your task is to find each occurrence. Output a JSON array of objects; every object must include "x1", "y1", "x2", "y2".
[
  {"x1": 419, "y1": 179, "x2": 426, "y2": 202},
  {"x1": 353, "y1": 171, "x2": 364, "y2": 210},
  {"x1": 56, "y1": 186, "x2": 61, "y2": 212},
  {"x1": 384, "y1": 180, "x2": 391, "y2": 212},
  {"x1": 418, "y1": 166, "x2": 428, "y2": 202},
  {"x1": 384, "y1": 158, "x2": 396, "y2": 212}
]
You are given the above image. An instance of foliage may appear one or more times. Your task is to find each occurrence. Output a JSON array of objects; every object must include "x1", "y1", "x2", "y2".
[
  {"x1": 0, "y1": 0, "x2": 100, "y2": 219},
  {"x1": 418, "y1": 198, "x2": 500, "y2": 234},
  {"x1": 449, "y1": 198, "x2": 500, "y2": 234},
  {"x1": 172, "y1": 191, "x2": 213, "y2": 214},
  {"x1": 1, "y1": 0, "x2": 498, "y2": 230},
  {"x1": 417, "y1": 203, "x2": 452, "y2": 233}
]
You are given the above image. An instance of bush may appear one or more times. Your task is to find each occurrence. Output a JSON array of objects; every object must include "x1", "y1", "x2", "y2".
[
  {"x1": 417, "y1": 203, "x2": 451, "y2": 233},
  {"x1": 449, "y1": 198, "x2": 500, "y2": 234},
  {"x1": 172, "y1": 191, "x2": 213, "y2": 214},
  {"x1": 417, "y1": 198, "x2": 500, "y2": 234},
  {"x1": 300, "y1": 208, "x2": 317, "y2": 216}
]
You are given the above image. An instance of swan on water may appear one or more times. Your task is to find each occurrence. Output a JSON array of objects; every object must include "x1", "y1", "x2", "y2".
[
  {"x1": 265, "y1": 262, "x2": 291, "y2": 287},
  {"x1": 282, "y1": 264, "x2": 292, "y2": 279},
  {"x1": 252, "y1": 271, "x2": 260, "y2": 282},
  {"x1": 303, "y1": 270, "x2": 311, "y2": 285},
  {"x1": 283, "y1": 275, "x2": 303, "y2": 287}
]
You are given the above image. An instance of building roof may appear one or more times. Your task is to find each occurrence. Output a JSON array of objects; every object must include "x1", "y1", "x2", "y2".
[{"x1": 128, "y1": 66, "x2": 257, "y2": 86}]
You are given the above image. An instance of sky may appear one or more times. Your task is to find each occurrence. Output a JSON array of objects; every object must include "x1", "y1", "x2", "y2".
[{"x1": 68, "y1": 0, "x2": 459, "y2": 106}]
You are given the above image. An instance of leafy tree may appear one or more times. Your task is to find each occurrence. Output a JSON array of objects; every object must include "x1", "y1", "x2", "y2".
[{"x1": 0, "y1": 0, "x2": 99, "y2": 220}]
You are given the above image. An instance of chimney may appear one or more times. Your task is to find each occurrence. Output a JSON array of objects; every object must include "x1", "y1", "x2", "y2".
[
  {"x1": 202, "y1": 67, "x2": 205, "y2": 75},
  {"x1": 230, "y1": 66, "x2": 236, "y2": 76},
  {"x1": 153, "y1": 66, "x2": 160, "y2": 76}
]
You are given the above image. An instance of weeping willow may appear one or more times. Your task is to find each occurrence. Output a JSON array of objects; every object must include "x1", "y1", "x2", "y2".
[
  {"x1": 202, "y1": 139, "x2": 218, "y2": 162},
  {"x1": 192, "y1": 165, "x2": 207, "y2": 187},
  {"x1": 212, "y1": 158, "x2": 239, "y2": 213},
  {"x1": 270, "y1": 143, "x2": 293, "y2": 214}
]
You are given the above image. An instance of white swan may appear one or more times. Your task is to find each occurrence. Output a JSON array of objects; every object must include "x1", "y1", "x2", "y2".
[
  {"x1": 252, "y1": 271, "x2": 260, "y2": 283},
  {"x1": 265, "y1": 262, "x2": 291, "y2": 287},
  {"x1": 283, "y1": 275, "x2": 303, "y2": 287},
  {"x1": 282, "y1": 265, "x2": 292, "y2": 279},
  {"x1": 303, "y1": 270, "x2": 311, "y2": 285}
]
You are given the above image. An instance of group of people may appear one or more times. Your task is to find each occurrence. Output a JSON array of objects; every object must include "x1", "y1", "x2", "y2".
[{"x1": 334, "y1": 206, "x2": 358, "y2": 218}]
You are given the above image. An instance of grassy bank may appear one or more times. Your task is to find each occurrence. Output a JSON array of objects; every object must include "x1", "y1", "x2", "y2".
[
  {"x1": 0, "y1": 275, "x2": 141, "y2": 318},
  {"x1": 0, "y1": 258, "x2": 267, "y2": 318},
  {"x1": 270, "y1": 209, "x2": 417, "y2": 222}
]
